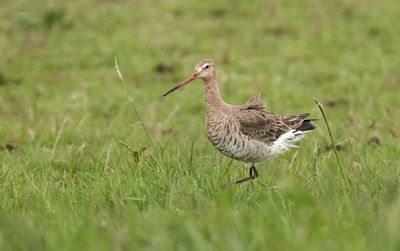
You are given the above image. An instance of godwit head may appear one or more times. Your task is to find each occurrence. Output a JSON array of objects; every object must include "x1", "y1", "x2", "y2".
[{"x1": 163, "y1": 59, "x2": 216, "y2": 96}]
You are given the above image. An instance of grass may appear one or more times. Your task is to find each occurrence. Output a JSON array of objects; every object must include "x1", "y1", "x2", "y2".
[
  {"x1": 313, "y1": 98, "x2": 350, "y2": 188},
  {"x1": 1, "y1": 0, "x2": 400, "y2": 250}
]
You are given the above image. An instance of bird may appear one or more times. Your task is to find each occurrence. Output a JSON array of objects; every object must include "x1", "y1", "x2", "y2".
[{"x1": 163, "y1": 59, "x2": 317, "y2": 184}]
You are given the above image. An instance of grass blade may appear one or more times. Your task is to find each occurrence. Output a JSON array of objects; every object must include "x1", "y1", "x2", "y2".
[
  {"x1": 314, "y1": 98, "x2": 351, "y2": 188},
  {"x1": 114, "y1": 57, "x2": 162, "y2": 167}
]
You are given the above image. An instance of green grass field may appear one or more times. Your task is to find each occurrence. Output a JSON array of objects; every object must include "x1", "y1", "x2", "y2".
[{"x1": 1, "y1": 0, "x2": 400, "y2": 250}]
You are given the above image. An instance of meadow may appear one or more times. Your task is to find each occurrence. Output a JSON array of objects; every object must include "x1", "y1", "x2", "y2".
[{"x1": 1, "y1": 0, "x2": 400, "y2": 250}]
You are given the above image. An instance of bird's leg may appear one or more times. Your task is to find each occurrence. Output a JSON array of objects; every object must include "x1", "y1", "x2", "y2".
[
  {"x1": 235, "y1": 176, "x2": 252, "y2": 184},
  {"x1": 249, "y1": 164, "x2": 259, "y2": 179},
  {"x1": 235, "y1": 164, "x2": 259, "y2": 184}
]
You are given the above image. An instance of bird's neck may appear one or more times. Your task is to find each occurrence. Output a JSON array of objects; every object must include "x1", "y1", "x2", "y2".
[{"x1": 203, "y1": 77, "x2": 225, "y2": 116}]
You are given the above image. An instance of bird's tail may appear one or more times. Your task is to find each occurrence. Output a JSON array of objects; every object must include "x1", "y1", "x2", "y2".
[
  {"x1": 297, "y1": 113, "x2": 318, "y2": 132},
  {"x1": 298, "y1": 119, "x2": 317, "y2": 132}
]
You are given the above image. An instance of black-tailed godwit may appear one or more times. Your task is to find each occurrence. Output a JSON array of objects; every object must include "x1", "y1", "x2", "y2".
[{"x1": 163, "y1": 59, "x2": 316, "y2": 184}]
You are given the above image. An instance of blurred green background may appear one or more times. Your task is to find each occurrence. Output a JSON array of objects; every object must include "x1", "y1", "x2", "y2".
[{"x1": 1, "y1": 0, "x2": 399, "y2": 250}]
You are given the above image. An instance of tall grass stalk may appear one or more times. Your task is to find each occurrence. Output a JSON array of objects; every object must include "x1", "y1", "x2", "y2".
[
  {"x1": 314, "y1": 98, "x2": 351, "y2": 188},
  {"x1": 114, "y1": 57, "x2": 162, "y2": 167}
]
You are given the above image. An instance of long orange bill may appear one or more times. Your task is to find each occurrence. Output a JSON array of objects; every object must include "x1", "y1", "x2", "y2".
[{"x1": 163, "y1": 73, "x2": 198, "y2": 97}]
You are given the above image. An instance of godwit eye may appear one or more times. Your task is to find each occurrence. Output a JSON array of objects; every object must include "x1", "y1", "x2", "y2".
[{"x1": 204, "y1": 64, "x2": 210, "y2": 69}]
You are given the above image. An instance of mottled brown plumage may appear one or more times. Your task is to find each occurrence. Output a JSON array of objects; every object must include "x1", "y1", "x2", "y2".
[{"x1": 163, "y1": 59, "x2": 316, "y2": 184}]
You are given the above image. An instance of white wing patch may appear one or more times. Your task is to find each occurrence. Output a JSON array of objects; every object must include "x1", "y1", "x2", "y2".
[{"x1": 269, "y1": 129, "x2": 309, "y2": 157}]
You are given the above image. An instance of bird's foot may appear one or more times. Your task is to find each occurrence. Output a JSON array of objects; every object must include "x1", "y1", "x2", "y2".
[{"x1": 235, "y1": 164, "x2": 259, "y2": 184}]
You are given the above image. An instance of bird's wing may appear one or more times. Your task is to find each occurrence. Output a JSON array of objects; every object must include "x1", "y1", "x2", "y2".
[
  {"x1": 235, "y1": 95, "x2": 313, "y2": 145},
  {"x1": 241, "y1": 93, "x2": 266, "y2": 111}
]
